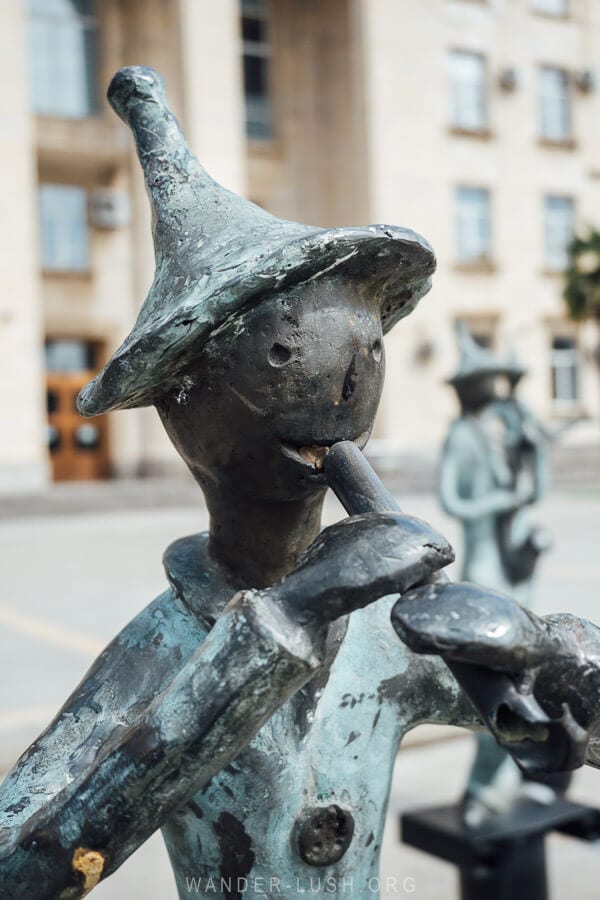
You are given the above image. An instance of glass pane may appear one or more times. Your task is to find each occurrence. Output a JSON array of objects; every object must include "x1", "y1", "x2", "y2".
[
  {"x1": 39, "y1": 184, "x2": 89, "y2": 271},
  {"x1": 45, "y1": 339, "x2": 94, "y2": 372},
  {"x1": 244, "y1": 55, "x2": 268, "y2": 96},
  {"x1": 455, "y1": 187, "x2": 491, "y2": 261},
  {"x1": 48, "y1": 423, "x2": 61, "y2": 452},
  {"x1": 242, "y1": 16, "x2": 265, "y2": 42},
  {"x1": 240, "y1": 0, "x2": 272, "y2": 139},
  {"x1": 538, "y1": 67, "x2": 570, "y2": 140},
  {"x1": 552, "y1": 336, "x2": 576, "y2": 351},
  {"x1": 551, "y1": 336, "x2": 579, "y2": 403},
  {"x1": 241, "y1": 0, "x2": 267, "y2": 15},
  {"x1": 27, "y1": 0, "x2": 97, "y2": 117},
  {"x1": 82, "y1": 21, "x2": 98, "y2": 112},
  {"x1": 533, "y1": 0, "x2": 567, "y2": 14},
  {"x1": 74, "y1": 424, "x2": 100, "y2": 450},
  {"x1": 245, "y1": 99, "x2": 273, "y2": 139},
  {"x1": 47, "y1": 389, "x2": 59, "y2": 413},
  {"x1": 449, "y1": 51, "x2": 486, "y2": 130},
  {"x1": 544, "y1": 196, "x2": 574, "y2": 269}
]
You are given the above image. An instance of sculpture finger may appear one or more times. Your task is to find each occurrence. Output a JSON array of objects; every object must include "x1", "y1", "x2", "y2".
[
  {"x1": 273, "y1": 512, "x2": 454, "y2": 626},
  {"x1": 391, "y1": 581, "x2": 555, "y2": 673}
]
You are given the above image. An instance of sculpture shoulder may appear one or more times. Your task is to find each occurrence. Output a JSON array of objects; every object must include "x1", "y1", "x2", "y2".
[
  {"x1": 0, "y1": 588, "x2": 207, "y2": 831},
  {"x1": 442, "y1": 417, "x2": 485, "y2": 459},
  {"x1": 163, "y1": 531, "x2": 242, "y2": 626},
  {"x1": 73, "y1": 585, "x2": 209, "y2": 708}
]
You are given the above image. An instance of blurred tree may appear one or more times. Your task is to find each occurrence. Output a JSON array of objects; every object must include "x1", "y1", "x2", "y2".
[
  {"x1": 564, "y1": 227, "x2": 600, "y2": 323},
  {"x1": 563, "y1": 228, "x2": 600, "y2": 403}
]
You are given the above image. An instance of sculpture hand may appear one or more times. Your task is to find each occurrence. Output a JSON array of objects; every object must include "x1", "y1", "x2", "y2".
[
  {"x1": 269, "y1": 511, "x2": 454, "y2": 628},
  {"x1": 392, "y1": 581, "x2": 600, "y2": 767}
]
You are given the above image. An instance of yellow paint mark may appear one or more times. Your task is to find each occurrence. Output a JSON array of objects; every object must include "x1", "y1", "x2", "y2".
[
  {"x1": 72, "y1": 847, "x2": 105, "y2": 894},
  {"x1": 0, "y1": 606, "x2": 103, "y2": 658}
]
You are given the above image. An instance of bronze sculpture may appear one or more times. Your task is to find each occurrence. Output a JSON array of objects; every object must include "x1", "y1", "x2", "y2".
[
  {"x1": 439, "y1": 324, "x2": 555, "y2": 825},
  {"x1": 1, "y1": 67, "x2": 599, "y2": 900}
]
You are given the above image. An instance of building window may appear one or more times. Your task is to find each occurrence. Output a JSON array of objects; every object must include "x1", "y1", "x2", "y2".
[
  {"x1": 544, "y1": 195, "x2": 575, "y2": 270},
  {"x1": 538, "y1": 66, "x2": 571, "y2": 141},
  {"x1": 241, "y1": 0, "x2": 273, "y2": 140},
  {"x1": 455, "y1": 187, "x2": 492, "y2": 263},
  {"x1": 45, "y1": 338, "x2": 95, "y2": 372},
  {"x1": 550, "y1": 335, "x2": 579, "y2": 407},
  {"x1": 39, "y1": 185, "x2": 89, "y2": 272},
  {"x1": 28, "y1": 0, "x2": 97, "y2": 118},
  {"x1": 449, "y1": 51, "x2": 487, "y2": 132},
  {"x1": 532, "y1": 0, "x2": 568, "y2": 15}
]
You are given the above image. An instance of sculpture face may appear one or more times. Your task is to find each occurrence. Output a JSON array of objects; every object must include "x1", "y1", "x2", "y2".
[
  {"x1": 157, "y1": 276, "x2": 385, "y2": 501},
  {"x1": 457, "y1": 374, "x2": 512, "y2": 412}
]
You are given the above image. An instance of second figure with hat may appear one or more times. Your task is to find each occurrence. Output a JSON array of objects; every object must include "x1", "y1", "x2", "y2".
[{"x1": 440, "y1": 322, "x2": 559, "y2": 826}]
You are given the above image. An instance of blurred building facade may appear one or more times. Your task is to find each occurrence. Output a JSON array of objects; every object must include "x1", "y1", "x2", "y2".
[{"x1": 1, "y1": 0, "x2": 598, "y2": 492}]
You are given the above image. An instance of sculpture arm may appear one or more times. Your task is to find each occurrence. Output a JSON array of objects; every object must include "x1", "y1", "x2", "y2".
[
  {"x1": 393, "y1": 583, "x2": 600, "y2": 771},
  {"x1": 0, "y1": 590, "x2": 319, "y2": 899},
  {"x1": 438, "y1": 427, "x2": 523, "y2": 521},
  {"x1": 0, "y1": 511, "x2": 452, "y2": 898}
]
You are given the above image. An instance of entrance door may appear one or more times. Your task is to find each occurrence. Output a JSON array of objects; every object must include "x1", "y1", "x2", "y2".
[{"x1": 46, "y1": 339, "x2": 110, "y2": 481}]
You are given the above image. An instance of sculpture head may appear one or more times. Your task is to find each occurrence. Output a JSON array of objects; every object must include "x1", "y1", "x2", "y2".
[
  {"x1": 449, "y1": 321, "x2": 525, "y2": 414},
  {"x1": 77, "y1": 67, "x2": 436, "y2": 502},
  {"x1": 156, "y1": 275, "x2": 384, "y2": 501}
]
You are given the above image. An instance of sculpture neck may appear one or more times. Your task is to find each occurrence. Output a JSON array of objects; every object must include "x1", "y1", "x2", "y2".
[{"x1": 204, "y1": 486, "x2": 326, "y2": 589}]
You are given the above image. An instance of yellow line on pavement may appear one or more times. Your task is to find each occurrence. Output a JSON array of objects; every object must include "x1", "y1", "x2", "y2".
[{"x1": 0, "y1": 605, "x2": 103, "y2": 658}]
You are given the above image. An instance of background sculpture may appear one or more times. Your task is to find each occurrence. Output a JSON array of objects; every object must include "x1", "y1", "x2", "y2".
[{"x1": 439, "y1": 323, "x2": 558, "y2": 825}]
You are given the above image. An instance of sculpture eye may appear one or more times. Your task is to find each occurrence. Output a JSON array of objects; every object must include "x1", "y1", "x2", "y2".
[
  {"x1": 268, "y1": 343, "x2": 292, "y2": 366},
  {"x1": 372, "y1": 339, "x2": 383, "y2": 363}
]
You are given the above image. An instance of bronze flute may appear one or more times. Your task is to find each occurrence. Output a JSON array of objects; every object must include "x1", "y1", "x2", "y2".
[{"x1": 323, "y1": 441, "x2": 587, "y2": 775}]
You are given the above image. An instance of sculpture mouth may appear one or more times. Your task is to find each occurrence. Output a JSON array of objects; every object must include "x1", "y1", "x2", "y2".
[{"x1": 281, "y1": 429, "x2": 370, "y2": 473}]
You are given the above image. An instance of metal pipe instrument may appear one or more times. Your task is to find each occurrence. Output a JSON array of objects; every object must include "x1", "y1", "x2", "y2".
[{"x1": 323, "y1": 441, "x2": 588, "y2": 775}]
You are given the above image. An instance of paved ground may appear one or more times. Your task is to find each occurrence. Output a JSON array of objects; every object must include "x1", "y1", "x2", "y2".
[{"x1": 0, "y1": 486, "x2": 599, "y2": 897}]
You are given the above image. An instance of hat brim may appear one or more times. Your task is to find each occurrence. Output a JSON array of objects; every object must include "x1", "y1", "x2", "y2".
[
  {"x1": 78, "y1": 224, "x2": 435, "y2": 416},
  {"x1": 448, "y1": 365, "x2": 526, "y2": 387}
]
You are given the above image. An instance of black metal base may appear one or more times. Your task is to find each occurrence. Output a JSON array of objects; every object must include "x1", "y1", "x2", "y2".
[{"x1": 401, "y1": 798, "x2": 600, "y2": 900}]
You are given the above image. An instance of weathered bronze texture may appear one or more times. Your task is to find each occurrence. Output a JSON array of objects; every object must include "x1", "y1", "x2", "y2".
[
  {"x1": 326, "y1": 441, "x2": 588, "y2": 776},
  {"x1": 1, "y1": 67, "x2": 599, "y2": 900}
]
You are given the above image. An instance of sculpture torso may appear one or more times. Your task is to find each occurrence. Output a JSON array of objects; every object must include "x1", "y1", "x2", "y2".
[
  {"x1": 441, "y1": 401, "x2": 545, "y2": 601},
  {"x1": 160, "y1": 534, "x2": 465, "y2": 900}
]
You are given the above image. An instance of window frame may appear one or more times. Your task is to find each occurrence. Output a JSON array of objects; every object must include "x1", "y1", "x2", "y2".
[
  {"x1": 28, "y1": 0, "x2": 98, "y2": 119},
  {"x1": 455, "y1": 186, "x2": 493, "y2": 264},
  {"x1": 550, "y1": 334, "x2": 580, "y2": 410},
  {"x1": 241, "y1": 0, "x2": 274, "y2": 141},
  {"x1": 531, "y1": 0, "x2": 569, "y2": 17},
  {"x1": 543, "y1": 194, "x2": 575, "y2": 271},
  {"x1": 448, "y1": 49, "x2": 488, "y2": 134},
  {"x1": 38, "y1": 184, "x2": 91, "y2": 274},
  {"x1": 538, "y1": 64, "x2": 572, "y2": 143}
]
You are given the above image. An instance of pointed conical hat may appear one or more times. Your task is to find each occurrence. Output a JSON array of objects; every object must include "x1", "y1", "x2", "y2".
[
  {"x1": 78, "y1": 67, "x2": 436, "y2": 416},
  {"x1": 448, "y1": 321, "x2": 526, "y2": 387}
]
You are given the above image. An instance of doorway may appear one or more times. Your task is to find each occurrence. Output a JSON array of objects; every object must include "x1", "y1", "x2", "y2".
[{"x1": 45, "y1": 338, "x2": 110, "y2": 481}]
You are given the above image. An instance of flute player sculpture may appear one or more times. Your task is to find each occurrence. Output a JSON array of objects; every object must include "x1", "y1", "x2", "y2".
[
  {"x1": 440, "y1": 324, "x2": 556, "y2": 826},
  {"x1": 1, "y1": 68, "x2": 599, "y2": 900}
]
